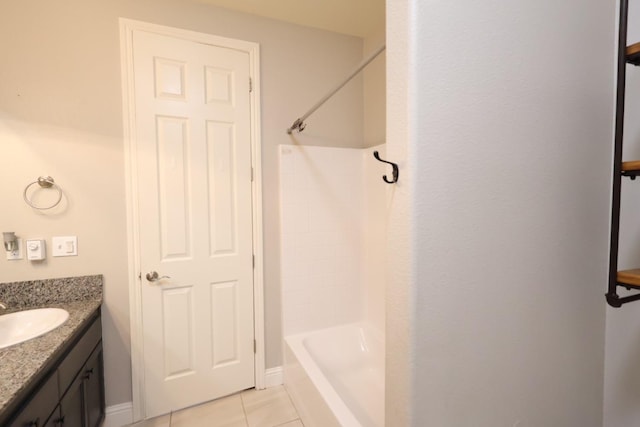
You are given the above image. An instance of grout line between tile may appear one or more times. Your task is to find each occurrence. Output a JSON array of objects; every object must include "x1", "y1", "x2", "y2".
[
  {"x1": 282, "y1": 387, "x2": 304, "y2": 427},
  {"x1": 272, "y1": 419, "x2": 303, "y2": 427},
  {"x1": 240, "y1": 390, "x2": 250, "y2": 426},
  {"x1": 282, "y1": 387, "x2": 298, "y2": 414}
]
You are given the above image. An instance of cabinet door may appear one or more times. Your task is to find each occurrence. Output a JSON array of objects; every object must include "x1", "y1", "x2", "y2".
[
  {"x1": 59, "y1": 373, "x2": 84, "y2": 427},
  {"x1": 9, "y1": 372, "x2": 59, "y2": 427},
  {"x1": 83, "y1": 344, "x2": 105, "y2": 427},
  {"x1": 43, "y1": 406, "x2": 60, "y2": 427},
  {"x1": 58, "y1": 317, "x2": 101, "y2": 397}
]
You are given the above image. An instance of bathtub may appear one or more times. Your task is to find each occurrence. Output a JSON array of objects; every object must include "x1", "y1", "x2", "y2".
[{"x1": 284, "y1": 323, "x2": 385, "y2": 427}]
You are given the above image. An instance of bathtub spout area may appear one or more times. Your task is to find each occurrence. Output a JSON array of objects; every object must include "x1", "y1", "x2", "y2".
[{"x1": 284, "y1": 323, "x2": 384, "y2": 427}]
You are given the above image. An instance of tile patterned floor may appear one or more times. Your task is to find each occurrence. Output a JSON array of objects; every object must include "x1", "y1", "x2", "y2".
[{"x1": 129, "y1": 386, "x2": 303, "y2": 427}]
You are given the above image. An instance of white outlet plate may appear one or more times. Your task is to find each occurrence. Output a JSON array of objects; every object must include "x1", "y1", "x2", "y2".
[
  {"x1": 6, "y1": 238, "x2": 23, "y2": 260},
  {"x1": 52, "y1": 236, "x2": 78, "y2": 257}
]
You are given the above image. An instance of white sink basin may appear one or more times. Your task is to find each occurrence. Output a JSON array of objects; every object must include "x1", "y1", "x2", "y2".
[{"x1": 0, "y1": 308, "x2": 69, "y2": 349}]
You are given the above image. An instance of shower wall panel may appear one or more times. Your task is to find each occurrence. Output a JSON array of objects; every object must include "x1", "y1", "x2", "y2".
[
  {"x1": 362, "y1": 145, "x2": 388, "y2": 334},
  {"x1": 279, "y1": 144, "x2": 387, "y2": 337},
  {"x1": 280, "y1": 145, "x2": 365, "y2": 336}
]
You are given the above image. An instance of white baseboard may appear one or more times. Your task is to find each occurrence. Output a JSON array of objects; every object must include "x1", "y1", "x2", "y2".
[
  {"x1": 265, "y1": 366, "x2": 283, "y2": 388},
  {"x1": 103, "y1": 402, "x2": 133, "y2": 427}
]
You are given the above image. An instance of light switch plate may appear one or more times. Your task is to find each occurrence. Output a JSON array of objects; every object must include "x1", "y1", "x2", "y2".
[{"x1": 52, "y1": 236, "x2": 78, "y2": 257}]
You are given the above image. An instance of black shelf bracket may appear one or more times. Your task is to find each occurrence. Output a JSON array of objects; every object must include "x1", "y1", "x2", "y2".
[
  {"x1": 607, "y1": 290, "x2": 640, "y2": 308},
  {"x1": 607, "y1": 0, "x2": 631, "y2": 307}
]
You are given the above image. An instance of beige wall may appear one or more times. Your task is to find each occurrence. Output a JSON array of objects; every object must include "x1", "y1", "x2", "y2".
[{"x1": 0, "y1": 0, "x2": 365, "y2": 408}]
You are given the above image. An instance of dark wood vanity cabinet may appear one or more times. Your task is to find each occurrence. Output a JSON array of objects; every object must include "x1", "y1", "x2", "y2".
[
  {"x1": 58, "y1": 369, "x2": 85, "y2": 427},
  {"x1": 83, "y1": 346, "x2": 105, "y2": 427},
  {"x1": 7, "y1": 371, "x2": 58, "y2": 427},
  {"x1": 6, "y1": 310, "x2": 105, "y2": 427},
  {"x1": 59, "y1": 343, "x2": 105, "y2": 427}
]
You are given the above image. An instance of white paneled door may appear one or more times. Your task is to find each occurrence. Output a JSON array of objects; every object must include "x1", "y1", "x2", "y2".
[{"x1": 131, "y1": 29, "x2": 255, "y2": 418}]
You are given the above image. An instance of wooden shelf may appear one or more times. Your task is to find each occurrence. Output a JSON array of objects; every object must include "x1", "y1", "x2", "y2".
[
  {"x1": 628, "y1": 42, "x2": 640, "y2": 65},
  {"x1": 621, "y1": 160, "x2": 640, "y2": 173},
  {"x1": 618, "y1": 269, "x2": 640, "y2": 287}
]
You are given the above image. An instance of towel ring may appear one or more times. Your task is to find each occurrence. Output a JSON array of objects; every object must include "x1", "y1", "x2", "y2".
[{"x1": 23, "y1": 176, "x2": 63, "y2": 210}]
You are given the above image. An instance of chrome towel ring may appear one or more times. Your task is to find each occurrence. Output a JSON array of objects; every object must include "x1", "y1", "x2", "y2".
[{"x1": 23, "y1": 176, "x2": 63, "y2": 210}]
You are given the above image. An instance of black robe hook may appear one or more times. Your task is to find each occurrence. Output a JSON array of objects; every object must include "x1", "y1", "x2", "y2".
[{"x1": 373, "y1": 151, "x2": 399, "y2": 184}]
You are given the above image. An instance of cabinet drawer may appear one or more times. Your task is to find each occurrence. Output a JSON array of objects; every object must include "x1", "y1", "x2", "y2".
[
  {"x1": 9, "y1": 371, "x2": 58, "y2": 427},
  {"x1": 58, "y1": 315, "x2": 102, "y2": 396}
]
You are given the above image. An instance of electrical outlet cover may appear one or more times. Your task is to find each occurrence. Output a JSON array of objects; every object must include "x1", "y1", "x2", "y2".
[{"x1": 6, "y1": 238, "x2": 23, "y2": 260}]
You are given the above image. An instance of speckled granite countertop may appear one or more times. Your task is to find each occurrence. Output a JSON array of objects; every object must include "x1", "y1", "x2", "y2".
[{"x1": 0, "y1": 275, "x2": 102, "y2": 419}]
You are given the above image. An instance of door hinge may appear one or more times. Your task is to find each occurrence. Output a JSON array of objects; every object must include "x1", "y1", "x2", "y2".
[
  {"x1": 138, "y1": 272, "x2": 141, "y2": 280},
  {"x1": 252, "y1": 254, "x2": 255, "y2": 268},
  {"x1": 253, "y1": 339, "x2": 257, "y2": 353},
  {"x1": 251, "y1": 167, "x2": 254, "y2": 182},
  {"x1": 249, "y1": 77, "x2": 253, "y2": 93}
]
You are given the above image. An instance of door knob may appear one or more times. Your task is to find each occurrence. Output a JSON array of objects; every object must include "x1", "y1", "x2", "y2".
[{"x1": 146, "y1": 271, "x2": 171, "y2": 282}]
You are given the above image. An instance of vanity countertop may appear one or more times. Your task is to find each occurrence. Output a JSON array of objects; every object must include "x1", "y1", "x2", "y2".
[{"x1": 0, "y1": 275, "x2": 102, "y2": 419}]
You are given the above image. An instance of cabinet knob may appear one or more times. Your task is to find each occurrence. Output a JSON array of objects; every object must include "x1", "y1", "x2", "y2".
[
  {"x1": 55, "y1": 415, "x2": 65, "y2": 426},
  {"x1": 28, "y1": 418, "x2": 39, "y2": 427},
  {"x1": 84, "y1": 367, "x2": 94, "y2": 379}
]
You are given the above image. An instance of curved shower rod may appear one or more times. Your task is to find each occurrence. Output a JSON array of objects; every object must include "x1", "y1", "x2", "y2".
[{"x1": 286, "y1": 44, "x2": 386, "y2": 135}]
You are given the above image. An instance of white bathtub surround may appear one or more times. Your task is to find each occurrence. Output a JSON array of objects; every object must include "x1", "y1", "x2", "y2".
[
  {"x1": 280, "y1": 145, "x2": 364, "y2": 335},
  {"x1": 279, "y1": 144, "x2": 387, "y2": 426},
  {"x1": 362, "y1": 146, "x2": 389, "y2": 333},
  {"x1": 285, "y1": 323, "x2": 384, "y2": 427},
  {"x1": 279, "y1": 144, "x2": 386, "y2": 337}
]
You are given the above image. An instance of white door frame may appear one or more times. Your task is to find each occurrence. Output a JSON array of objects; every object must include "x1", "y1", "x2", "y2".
[{"x1": 119, "y1": 18, "x2": 265, "y2": 422}]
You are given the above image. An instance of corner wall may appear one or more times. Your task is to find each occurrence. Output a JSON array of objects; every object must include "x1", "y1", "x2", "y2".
[
  {"x1": 387, "y1": 0, "x2": 614, "y2": 424},
  {"x1": 364, "y1": 29, "x2": 386, "y2": 147},
  {"x1": 0, "y1": 0, "x2": 363, "y2": 409},
  {"x1": 363, "y1": 24, "x2": 387, "y2": 338}
]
